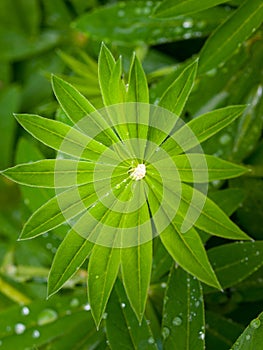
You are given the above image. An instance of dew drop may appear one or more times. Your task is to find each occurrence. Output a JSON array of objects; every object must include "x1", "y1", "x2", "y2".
[
  {"x1": 32, "y1": 330, "x2": 40, "y2": 338},
  {"x1": 148, "y1": 336, "x2": 155, "y2": 344},
  {"x1": 37, "y1": 309, "x2": 58, "y2": 326},
  {"x1": 21, "y1": 306, "x2": 30, "y2": 316},
  {"x1": 102, "y1": 312, "x2": 108, "y2": 319},
  {"x1": 250, "y1": 318, "x2": 261, "y2": 329},
  {"x1": 246, "y1": 334, "x2": 251, "y2": 340},
  {"x1": 182, "y1": 19, "x2": 193, "y2": 28},
  {"x1": 172, "y1": 316, "x2": 182, "y2": 326},
  {"x1": 95, "y1": 275, "x2": 99, "y2": 279},
  {"x1": 161, "y1": 282, "x2": 167, "y2": 289},
  {"x1": 219, "y1": 133, "x2": 231, "y2": 145},
  {"x1": 15, "y1": 323, "x2": 26, "y2": 335},
  {"x1": 199, "y1": 331, "x2": 205, "y2": 340},
  {"x1": 70, "y1": 298, "x2": 80, "y2": 308},
  {"x1": 121, "y1": 302, "x2": 126, "y2": 308},
  {"x1": 162, "y1": 327, "x2": 170, "y2": 339},
  {"x1": 116, "y1": 184, "x2": 121, "y2": 189},
  {"x1": 83, "y1": 303, "x2": 91, "y2": 311}
]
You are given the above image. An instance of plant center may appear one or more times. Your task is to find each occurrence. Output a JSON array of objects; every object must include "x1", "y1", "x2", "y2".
[{"x1": 129, "y1": 163, "x2": 146, "y2": 181}]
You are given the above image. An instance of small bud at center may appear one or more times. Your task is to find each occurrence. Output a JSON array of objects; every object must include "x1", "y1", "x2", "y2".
[{"x1": 129, "y1": 163, "x2": 146, "y2": 181}]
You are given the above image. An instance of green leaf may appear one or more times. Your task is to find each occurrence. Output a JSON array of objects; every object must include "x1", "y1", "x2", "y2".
[
  {"x1": 162, "y1": 105, "x2": 246, "y2": 156},
  {"x1": 121, "y1": 241, "x2": 152, "y2": 323},
  {"x1": 173, "y1": 154, "x2": 248, "y2": 182},
  {"x1": 108, "y1": 56, "x2": 126, "y2": 105},
  {"x1": 205, "y1": 241, "x2": 263, "y2": 291},
  {"x1": 146, "y1": 177, "x2": 220, "y2": 288},
  {"x1": 51, "y1": 74, "x2": 96, "y2": 122},
  {"x1": 126, "y1": 53, "x2": 149, "y2": 104},
  {"x1": 231, "y1": 311, "x2": 263, "y2": 349},
  {"x1": 98, "y1": 42, "x2": 116, "y2": 106},
  {"x1": 2, "y1": 159, "x2": 125, "y2": 188},
  {"x1": 179, "y1": 183, "x2": 249, "y2": 240},
  {"x1": 153, "y1": 0, "x2": 229, "y2": 18},
  {"x1": 0, "y1": 294, "x2": 103, "y2": 349},
  {"x1": 15, "y1": 114, "x2": 118, "y2": 163},
  {"x1": 162, "y1": 266, "x2": 205, "y2": 350},
  {"x1": 15, "y1": 137, "x2": 54, "y2": 211},
  {"x1": 75, "y1": 2, "x2": 230, "y2": 46},
  {"x1": 158, "y1": 59, "x2": 198, "y2": 116},
  {"x1": 106, "y1": 280, "x2": 158, "y2": 349},
  {"x1": 88, "y1": 245, "x2": 120, "y2": 327},
  {"x1": 48, "y1": 230, "x2": 93, "y2": 296},
  {"x1": 125, "y1": 53, "x2": 149, "y2": 150},
  {"x1": 19, "y1": 183, "x2": 102, "y2": 239},
  {"x1": 199, "y1": 0, "x2": 263, "y2": 73}
]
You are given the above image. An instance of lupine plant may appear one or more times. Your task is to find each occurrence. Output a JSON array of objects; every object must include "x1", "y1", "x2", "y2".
[{"x1": 0, "y1": 0, "x2": 263, "y2": 349}]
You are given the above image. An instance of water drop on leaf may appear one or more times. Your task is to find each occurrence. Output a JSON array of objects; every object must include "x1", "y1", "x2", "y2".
[
  {"x1": 162, "y1": 327, "x2": 170, "y2": 339},
  {"x1": 15, "y1": 323, "x2": 26, "y2": 334},
  {"x1": 37, "y1": 309, "x2": 58, "y2": 326},
  {"x1": 172, "y1": 316, "x2": 182, "y2": 326},
  {"x1": 250, "y1": 318, "x2": 261, "y2": 329}
]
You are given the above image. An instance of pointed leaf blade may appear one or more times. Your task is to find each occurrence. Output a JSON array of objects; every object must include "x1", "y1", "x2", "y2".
[
  {"x1": 48, "y1": 230, "x2": 93, "y2": 296},
  {"x1": 158, "y1": 59, "x2": 198, "y2": 116},
  {"x1": 162, "y1": 105, "x2": 246, "y2": 155},
  {"x1": 88, "y1": 245, "x2": 120, "y2": 327},
  {"x1": 199, "y1": 0, "x2": 263, "y2": 73},
  {"x1": 231, "y1": 311, "x2": 263, "y2": 350},
  {"x1": 15, "y1": 114, "x2": 118, "y2": 163},
  {"x1": 162, "y1": 266, "x2": 205, "y2": 350},
  {"x1": 106, "y1": 280, "x2": 158, "y2": 349},
  {"x1": 174, "y1": 154, "x2": 248, "y2": 183},
  {"x1": 180, "y1": 183, "x2": 250, "y2": 240},
  {"x1": 121, "y1": 241, "x2": 152, "y2": 323}
]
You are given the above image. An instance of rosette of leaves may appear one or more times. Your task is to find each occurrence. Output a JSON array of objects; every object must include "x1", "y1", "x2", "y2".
[{"x1": 1, "y1": 43, "x2": 250, "y2": 327}]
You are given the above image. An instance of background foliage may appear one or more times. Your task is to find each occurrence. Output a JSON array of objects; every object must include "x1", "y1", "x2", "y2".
[{"x1": 0, "y1": 0, "x2": 262, "y2": 349}]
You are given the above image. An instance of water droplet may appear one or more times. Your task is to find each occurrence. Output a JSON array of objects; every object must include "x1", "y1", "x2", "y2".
[
  {"x1": 155, "y1": 147, "x2": 160, "y2": 152},
  {"x1": 21, "y1": 306, "x2": 30, "y2": 316},
  {"x1": 24, "y1": 198, "x2": 30, "y2": 205},
  {"x1": 172, "y1": 316, "x2": 182, "y2": 326},
  {"x1": 250, "y1": 318, "x2": 261, "y2": 329},
  {"x1": 102, "y1": 312, "x2": 108, "y2": 319},
  {"x1": 162, "y1": 327, "x2": 170, "y2": 339},
  {"x1": 148, "y1": 336, "x2": 155, "y2": 344},
  {"x1": 37, "y1": 309, "x2": 58, "y2": 326},
  {"x1": 246, "y1": 334, "x2": 251, "y2": 340},
  {"x1": 182, "y1": 19, "x2": 193, "y2": 28},
  {"x1": 161, "y1": 282, "x2": 167, "y2": 288},
  {"x1": 206, "y1": 68, "x2": 217, "y2": 77},
  {"x1": 195, "y1": 301, "x2": 200, "y2": 308},
  {"x1": 256, "y1": 251, "x2": 260, "y2": 256},
  {"x1": 199, "y1": 331, "x2": 205, "y2": 340},
  {"x1": 15, "y1": 323, "x2": 26, "y2": 334},
  {"x1": 83, "y1": 303, "x2": 91, "y2": 311},
  {"x1": 70, "y1": 298, "x2": 79, "y2": 308},
  {"x1": 219, "y1": 133, "x2": 231, "y2": 145},
  {"x1": 95, "y1": 275, "x2": 99, "y2": 279},
  {"x1": 121, "y1": 302, "x2": 126, "y2": 308},
  {"x1": 32, "y1": 330, "x2": 40, "y2": 338}
]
